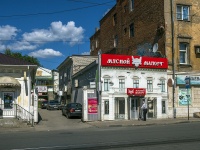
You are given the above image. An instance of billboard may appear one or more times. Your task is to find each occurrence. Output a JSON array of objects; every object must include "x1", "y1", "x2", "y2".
[{"x1": 88, "y1": 98, "x2": 98, "y2": 114}]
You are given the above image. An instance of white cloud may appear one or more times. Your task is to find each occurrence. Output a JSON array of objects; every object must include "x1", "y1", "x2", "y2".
[
  {"x1": 23, "y1": 21, "x2": 84, "y2": 46},
  {"x1": 0, "y1": 25, "x2": 18, "y2": 40},
  {"x1": 28, "y1": 48, "x2": 63, "y2": 58},
  {"x1": 8, "y1": 41, "x2": 38, "y2": 51},
  {"x1": 0, "y1": 44, "x2": 6, "y2": 51}
]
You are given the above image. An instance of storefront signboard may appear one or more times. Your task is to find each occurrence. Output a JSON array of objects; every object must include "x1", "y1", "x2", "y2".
[
  {"x1": 177, "y1": 75, "x2": 200, "y2": 85},
  {"x1": 127, "y1": 88, "x2": 146, "y2": 96},
  {"x1": 101, "y1": 54, "x2": 168, "y2": 69}
]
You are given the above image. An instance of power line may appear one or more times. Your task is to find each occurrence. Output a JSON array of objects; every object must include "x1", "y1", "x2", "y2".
[{"x1": 0, "y1": 1, "x2": 115, "y2": 18}]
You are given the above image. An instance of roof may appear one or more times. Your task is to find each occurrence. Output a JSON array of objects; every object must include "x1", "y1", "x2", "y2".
[{"x1": 0, "y1": 53, "x2": 37, "y2": 66}]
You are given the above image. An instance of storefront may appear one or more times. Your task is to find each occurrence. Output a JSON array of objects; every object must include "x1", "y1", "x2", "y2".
[{"x1": 99, "y1": 54, "x2": 168, "y2": 121}]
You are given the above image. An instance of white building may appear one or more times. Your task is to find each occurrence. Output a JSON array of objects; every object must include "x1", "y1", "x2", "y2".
[{"x1": 99, "y1": 54, "x2": 168, "y2": 121}]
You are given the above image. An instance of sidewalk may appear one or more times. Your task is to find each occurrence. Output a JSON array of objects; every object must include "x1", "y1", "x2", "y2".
[
  {"x1": 0, "y1": 117, "x2": 199, "y2": 133},
  {"x1": 86, "y1": 117, "x2": 200, "y2": 128}
]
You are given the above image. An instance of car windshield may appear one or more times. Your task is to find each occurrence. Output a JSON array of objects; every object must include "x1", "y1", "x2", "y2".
[{"x1": 71, "y1": 103, "x2": 82, "y2": 108}]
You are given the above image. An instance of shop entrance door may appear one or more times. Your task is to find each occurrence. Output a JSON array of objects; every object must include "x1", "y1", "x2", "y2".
[
  {"x1": 130, "y1": 98, "x2": 140, "y2": 119},
  {"x1": 3, "y1": 92, "x2": 14, "y2": 109},
  {"x1": 115, "y1": 98, "x2": 125, "y2": 119}
]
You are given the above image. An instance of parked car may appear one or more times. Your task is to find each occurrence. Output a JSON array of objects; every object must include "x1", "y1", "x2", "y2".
[
  {"x1": 41, "y1": 100, "x2": 48, "y2": 109},
  {"x1": 62, "y1": 103, "x2": 82, "y2": 119},
  {"x1": 47, "y1": 100, "x2": 61, "y2": 110}
]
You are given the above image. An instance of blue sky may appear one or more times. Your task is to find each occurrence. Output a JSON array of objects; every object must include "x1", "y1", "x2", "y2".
[{"x1": 0, "y1": 0, "x2": 115, "y2": 70}]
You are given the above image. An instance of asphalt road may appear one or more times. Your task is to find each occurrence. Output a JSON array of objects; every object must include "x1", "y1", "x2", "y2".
[{"x1": 0, "y1": 121, "x2": 200, "y2": 150}]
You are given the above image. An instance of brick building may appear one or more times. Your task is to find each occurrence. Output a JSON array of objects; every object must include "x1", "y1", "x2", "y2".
[{"x1": 90, "y1": 0, "x2": 200, "y2": 118}]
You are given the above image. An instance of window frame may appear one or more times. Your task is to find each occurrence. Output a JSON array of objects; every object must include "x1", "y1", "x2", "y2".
[
  {"x1": 129, "y1": 0, "x2": 134, "y2": 11},
  {"x1": 176, "y1": 5, "x2": 190, "y2": 21},
  {"x1": 129, "y1": 23, "x2": 134, "y2": 37},
  {"x1": 160, "y1": 79, "x2": 165, "y2": 92},
  {"x1": 119, "y1": 78, "x2": 125, "y2": 92},
  {"x1": 104, "y1": 100, "x2": 109, "y2": 114},
  {"x1": 162, "y1": 101, "x2": 166, "y2": 114},
  {"x1": 147, "y1": 80, "x2": 153, "y2": 92},
  {"x1": 133, "y1": 77, "x2": 139, "y2": 88},
  {"x1": 179, "y1": 42, "x2": 188, "y2": 64},
  {"x1": 104, "y1": 78, "x2": 110, "y2": 91}
]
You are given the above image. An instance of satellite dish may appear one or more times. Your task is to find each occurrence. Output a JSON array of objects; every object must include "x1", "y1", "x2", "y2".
[{"x1": 153, "y1": 43, "x2": 158, "y2": 52}]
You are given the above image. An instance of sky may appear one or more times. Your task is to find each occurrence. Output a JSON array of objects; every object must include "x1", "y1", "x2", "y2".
[{"x1": 0, "y1": 0, "x2": 115, "y2": 70}]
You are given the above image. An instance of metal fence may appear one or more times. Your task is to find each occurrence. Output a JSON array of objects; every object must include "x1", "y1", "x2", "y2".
[{"x1": 0, "y1": 104, "x2": 34, "y2": 126}]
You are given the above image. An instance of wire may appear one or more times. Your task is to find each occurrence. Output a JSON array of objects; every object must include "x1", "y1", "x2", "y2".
[{"x1": 0, "y1": 1, "x2": 115, "y2": 18}]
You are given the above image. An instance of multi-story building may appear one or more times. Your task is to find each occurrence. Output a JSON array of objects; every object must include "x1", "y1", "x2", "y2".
[
  {"x1": 90, "y1": 0, "x2": 200, "y2": 118},
  {"x1": 57, "y1": 55, "x2": 98, "y2": 104},
  {"x1": 35, "y1": 67, "x2": 54, "y2": 101}
]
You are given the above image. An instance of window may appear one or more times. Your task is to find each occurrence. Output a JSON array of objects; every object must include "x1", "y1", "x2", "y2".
[
  {"x1": 147, "y1": 80, "x2": 153, "y2": 92},
  {"x1": 177, "y1": 5, "x2": 190, "y2": 21},
  {"x1": 119, "y1": 79, "x2": 125, "y2": 91},
  {"x1": 104, "y1": 100, "x2": 109, "y2": 114},
  {"x1": 129, "y1": 23, "x2": 134, "y2": 37},
  {"x1": 133, "y1": 79, "x2": 139, "y2": 88},
  {"x1": 129, "y1": 0, "x2": 134, "y2": 11},
  {"x1": 113, "y1": 13, "x2": 117, "y2": 26},
  {"x1": 114, "y1": 35, "x2": 118, "y2": 47},
  {"x1": 95, "y1": 40, "x2": 98, "y2": 48},
  {"x1": 104, "y1": 79, "x2": 110, "y2": 91},
  {"x1": 162, "y1": 101, "x2": 166, "y2": 114},
  {"x1": 160, "y1": 80, "x2": 165, "y2": 92},
  {"x1": 179, "y1": 43, "x2": 188, "y2": 64}
]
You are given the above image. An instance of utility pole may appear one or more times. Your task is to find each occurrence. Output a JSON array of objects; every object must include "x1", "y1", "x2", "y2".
[{"x1": 171, "y1": 0, "x2": 176, "y2": 118}]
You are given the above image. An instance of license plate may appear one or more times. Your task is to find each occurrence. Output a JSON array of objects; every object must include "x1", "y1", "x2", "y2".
[{"x1": 75, "y1": 110, "x2": 81, "y2": 112}]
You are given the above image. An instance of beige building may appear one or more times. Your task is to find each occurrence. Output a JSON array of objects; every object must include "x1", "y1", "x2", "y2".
[{"x1": 90, "y1": 0, "x2": 200, "y2": 118}]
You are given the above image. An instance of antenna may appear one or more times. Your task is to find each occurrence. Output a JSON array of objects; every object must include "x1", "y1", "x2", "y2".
[{"x1": 152, "y1": 43, "x2": 158, "y2": 52}]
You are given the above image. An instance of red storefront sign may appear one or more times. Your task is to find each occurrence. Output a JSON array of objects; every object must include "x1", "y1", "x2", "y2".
[
  {"x1": 101, "y1": 54, "x2": 168, "y2": 69},
  {"x1": 127, "y1": 88, "x2": 146, "y2": 96}
]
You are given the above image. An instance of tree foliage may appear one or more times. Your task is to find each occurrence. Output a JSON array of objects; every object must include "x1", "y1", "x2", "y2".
[{"x1": 4, "y1": 48, "x2": 41, "y2": 66}]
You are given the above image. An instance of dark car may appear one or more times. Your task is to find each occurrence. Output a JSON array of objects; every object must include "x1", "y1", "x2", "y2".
[
  {"x1": 47, "y1": 100, "x2": 61, "y2": 110},
  {"x1": 41, "y1": 100, "x2": 48, "y2": 109},
  {"x1": 62, "y1": 103, "x2": 82, "y2": 119}
]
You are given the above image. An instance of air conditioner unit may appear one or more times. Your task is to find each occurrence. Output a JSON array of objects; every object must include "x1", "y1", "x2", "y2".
[
  {"x1": 75, "y1": 79, "x2": 79, "y2": 87},
  {"x1": 196, "y1": 47, "x2": 200, "y2": 54}
]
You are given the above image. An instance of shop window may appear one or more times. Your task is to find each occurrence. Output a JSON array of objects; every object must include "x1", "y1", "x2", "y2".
[
  {"x1": 104, "y1": 78, "x2": 110, "y2": 91},
  {"x1": 177, "y1": 5, "x2": 190, "y2": 21},
  {"x1": 179, "y1": 42, "x2": 189, "y2": 64},
  {"x1": 147, "y1": 80, "x2": 153, "y2": 92},
  {"x1": 162, "y1": 101, "x2": 166, "y2": 114},
  {"x1": 104, "y1": 100, "x2": 109, "y2": 114}
]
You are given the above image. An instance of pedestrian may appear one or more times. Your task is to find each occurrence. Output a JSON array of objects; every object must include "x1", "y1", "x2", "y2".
[{"x1": 141, "y1": 100, "x2": 147, "y2": 121}]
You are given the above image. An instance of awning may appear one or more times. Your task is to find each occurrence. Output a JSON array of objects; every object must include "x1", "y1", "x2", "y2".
[{"x1": 0, "y1": 76, "x2": 21, "y2": 87}]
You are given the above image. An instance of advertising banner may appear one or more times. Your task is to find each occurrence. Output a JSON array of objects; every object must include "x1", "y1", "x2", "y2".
[
  {"x1": 101, "y1": 54, "x2": 168, "y2": 69},
  {"x1": 88, "y1": 98, "x2": 98, "y2": 114},
  {"x1": 177, "y1": 75, "x2": 200, "y2": 85},
  {"x1": 178, "y1": 88, "x2": 191, "y2": 106},
  {"x1": 127, "y1": 88, "x2": 146, "y2": 96}
]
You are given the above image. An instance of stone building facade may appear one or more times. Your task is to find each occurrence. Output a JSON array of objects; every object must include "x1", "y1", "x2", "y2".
[{"x1": 90, "y1": 0, "x2": 200, "y2": 118}]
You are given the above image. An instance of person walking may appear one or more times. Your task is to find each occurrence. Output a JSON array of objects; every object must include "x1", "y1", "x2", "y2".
[{"x1": 141, "y1": 100, "x2": 147, "y2": 121}]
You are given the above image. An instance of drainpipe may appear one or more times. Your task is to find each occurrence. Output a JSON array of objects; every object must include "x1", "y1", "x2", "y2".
[
  {"x1": 98, "y1": 50, "x2": 102, "y2": 121},
  {"x1": 171, "y1": 0, "x2": 176, "y2": 118}
]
